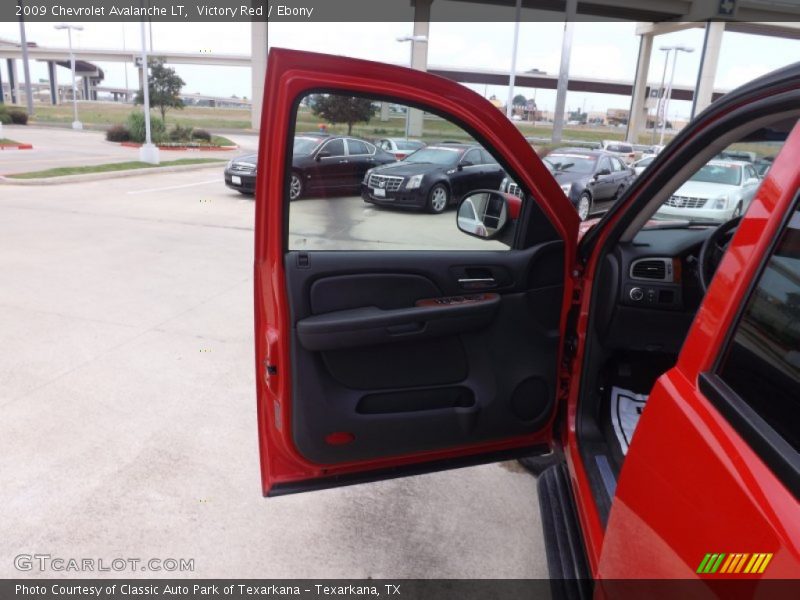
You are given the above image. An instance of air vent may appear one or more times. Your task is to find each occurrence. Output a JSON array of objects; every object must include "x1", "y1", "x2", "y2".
[{"x1": 630, "y1": 258, "x2": 672, "y2": 281}]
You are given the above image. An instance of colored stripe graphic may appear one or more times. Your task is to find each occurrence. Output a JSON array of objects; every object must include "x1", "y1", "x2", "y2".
[
  {"x1": 697, "y1": 554, "x2": 712, "y2": 573},
  {"x1": 758, "y1": 553, "x2": 773, "y2": 573},
  {"x1": 703, "y1": 552, "x2": 774, "y2": 575}
]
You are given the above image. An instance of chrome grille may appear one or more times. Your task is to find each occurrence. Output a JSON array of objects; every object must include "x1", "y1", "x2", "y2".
[
  {"x1": 230, "y1": 163, "x2": 256, "y2": 175},
  {"x1": 507, "y1": 182, "x2": 524, "y2": 198},
  {"x1": 368, "y1": 173, "x2": 404, "y2": 192},
  {"x1": 665, "y1": 195, "x2": 707, "y2": 209}
]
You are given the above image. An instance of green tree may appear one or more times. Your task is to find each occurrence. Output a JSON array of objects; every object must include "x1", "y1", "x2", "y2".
[
  {"x1": 310, "y1": 95, "x2": 375, "y2": 135},
  {"x1": 512, "y1": 94, "x2": 527, "y2": 106},
  {"x1": 135, "y1": 57, "x2": 185, "y2": 123}
]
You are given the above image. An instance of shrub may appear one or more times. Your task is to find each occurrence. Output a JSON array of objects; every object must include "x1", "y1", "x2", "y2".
[
  {"x1": 8, "y1": 109, "x2": 28, "y2": 125},
  {"x1": 168, "y1": 124, "x2": 194, "y2": 142},
  {"x1": 106, "y1": 125, "x2": 131, "y2": 142},
  {"x1": 0, "y1": 110, "x2": 11, "y2": 125},
  {"x1": 126, "y1": 112, "x2": 165, "y2": 144},
  {"x1": 191, "y1": 129, "x2": 211, "y2": 142}
]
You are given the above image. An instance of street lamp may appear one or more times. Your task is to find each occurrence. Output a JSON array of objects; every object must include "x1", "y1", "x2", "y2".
[
  {"x1": 396, "y1": 35, "x2": 428, "y2": 138},
  {"x1": 137, "y1": 18, "x2": 159, "y2": 164},
  {"x1": 54, "y1": 23, "x2": 83, "y2": 130},
  {"x1": 659, "y1": 45, "x2": 694, "y2": 145}
]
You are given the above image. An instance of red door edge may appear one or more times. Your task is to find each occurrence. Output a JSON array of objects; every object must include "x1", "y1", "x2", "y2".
[{"x1": 253, "y1": 48, "x2": 579, "y2": 494}]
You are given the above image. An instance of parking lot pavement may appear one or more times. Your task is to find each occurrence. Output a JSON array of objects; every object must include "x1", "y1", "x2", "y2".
[
  {"x1": 0, "y1": 126, "x2": 258, "y2": 176},
  {"x1": 0, "y1": 169, "x2": 548, "y2": 578}
]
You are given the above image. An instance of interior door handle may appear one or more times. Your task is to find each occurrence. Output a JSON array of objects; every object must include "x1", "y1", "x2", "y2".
[{"x1": 458, "y1": 277, "x2": 497, "y2": 290}]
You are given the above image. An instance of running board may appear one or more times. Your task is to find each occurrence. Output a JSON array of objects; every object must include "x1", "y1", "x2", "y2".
[{"x1": 537, "y1": 463, "x2": 593, "y2": 600}]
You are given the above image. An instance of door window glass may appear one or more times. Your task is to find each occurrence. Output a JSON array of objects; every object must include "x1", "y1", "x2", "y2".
[
  {"x1": 718, "y1": 202, "x2": 800, "y2": 452},
  {"x1": 320, "y1": 138, "x2": 345, "y2": 157},
  {"x1": 346, "y1": 139, "x2": 370, "y2": 155},
  {"x1": 287, "y1": 93, "x2": 515, "y2": 251}
]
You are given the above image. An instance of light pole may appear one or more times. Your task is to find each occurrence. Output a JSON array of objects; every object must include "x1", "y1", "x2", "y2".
[
  {"x1": 659, "y1": 45, "x2": 694, "y2": 146},
  {"x1": 506, "y1": 0, "x2": 522, "y2": 119},
  {"x1": 18, "y1": 1, "x2": 34, "y2": 116},
  {"x1": 138, "y1": 18, "x2": 159, "y2": 164},
  {"x1": 54, "y1": 24, "x2": 83, "y2": 130},
  {"x1": 396, "y1": 34, "x2": 428, "y2": 138},
  {"x1": 652, "y1": 47, "x2": 671, "y2": 145}
]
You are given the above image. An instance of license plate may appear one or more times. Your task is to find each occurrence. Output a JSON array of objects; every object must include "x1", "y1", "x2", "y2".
[
  {"x1": 372, "y1": 187, "x2": 386, "y2": 198},
  {"x1": 232, "y1": 175, "x2": 242, "y2": 185}
]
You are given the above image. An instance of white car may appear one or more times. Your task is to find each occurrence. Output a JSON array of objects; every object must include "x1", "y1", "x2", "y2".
[
  {"x1": 631, "y1": 155, "x2": 655, "y2": 176},
  {"x1": 601, "y1": 140, "x2": 637, "y2": 164},
  {"x1": 376, "y1": 138, "x2": 426, "y2": 160},
  {"x1": 654, "y1": 160, "x2": 762, "y2": 222}
]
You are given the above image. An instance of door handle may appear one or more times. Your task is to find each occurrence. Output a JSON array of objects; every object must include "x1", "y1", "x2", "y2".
[
  {"x1": 458, "y1": 277, "x2": 497, "y2": 290},
  {"x1": 338, "y1": 160, "x2": 349, "y2": 164}
]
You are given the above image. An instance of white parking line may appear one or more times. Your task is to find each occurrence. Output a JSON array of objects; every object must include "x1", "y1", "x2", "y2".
[{"x1": 127, "y1": 179, "x2": 220, "y2": 195}]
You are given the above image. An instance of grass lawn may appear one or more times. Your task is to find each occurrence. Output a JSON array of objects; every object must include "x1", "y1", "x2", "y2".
[
  {"x1": 295, "y1": 106, "x2": 669, "y2": 147},
  {"x1": 0, "y1": 138, "x2": 21, "y2": 145},
  {"x1": 6, "y1": 158, "x2": 225, "y2": 179},
  {"x1": 19, "y1": 102, "x2": 252, "y2": 130}
]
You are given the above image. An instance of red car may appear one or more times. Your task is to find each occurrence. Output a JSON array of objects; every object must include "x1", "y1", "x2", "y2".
[{"x1": 253, "y1": 50, "x2": 800, "y2": 583}]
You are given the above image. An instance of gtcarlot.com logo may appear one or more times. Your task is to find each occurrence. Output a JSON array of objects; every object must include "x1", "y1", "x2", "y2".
[
  {"x1": 14, "y1": 554, "x2": 194, "y2": 573},
  {"x1": 697, "y1": 552, "x2": 773, "y2": 575}
]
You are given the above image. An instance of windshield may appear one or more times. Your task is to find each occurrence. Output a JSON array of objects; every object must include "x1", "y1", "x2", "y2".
[
  {"x1": 293, "y1": 136, "x2": 323, "y2": 156},
  {"x1": 396, "y1": 140, "x2": 424, "y2": 151},
  {"x1": 690, "y1": 163, "x2": 741, "y2": 186},
  {"x1": 403, "y1": 147, "x2": 461, "y2": 165},
  {"x1": 544, "y1": 154, "x2": 596, "y2": 174}
]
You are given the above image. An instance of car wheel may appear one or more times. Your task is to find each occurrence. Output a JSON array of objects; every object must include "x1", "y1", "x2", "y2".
[
  {"x1": 289, "y1": 172, "x2": 303, "y2": 201},
  {"x1": 732, "y1": 201, "x2": 743, "y2": 218},
  {"x1": 577, "y1": 193, "x2": 592, "y2": 221},
  {"x1": 427, "y1": 183, "x2": 450, "y2": 214}
]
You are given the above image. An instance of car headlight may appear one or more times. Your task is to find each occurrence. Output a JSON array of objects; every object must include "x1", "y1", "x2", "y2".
[
  {"x1": 560, "y1": 183, "x2": 572, "y2": 196},
  {"x1": 406, "y1": 174, "x2": 424, "y2": 189},
  {"x1": 364, "y1": 168, "x2": 374, "y2": 183},
  {"x1": 711, "y1": 196, "x2": 729, "y2": 210},
  {"x1": 500, "y1": 177, "x2": 508, "y2": 192},
  {"x1": 226, "y1": 160, "x2": 233, "y2": 169}
]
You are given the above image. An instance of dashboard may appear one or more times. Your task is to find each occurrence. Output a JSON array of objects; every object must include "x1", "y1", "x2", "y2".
[{"x1": 594, "y1": 225, "x2": 716, "y2": 354}]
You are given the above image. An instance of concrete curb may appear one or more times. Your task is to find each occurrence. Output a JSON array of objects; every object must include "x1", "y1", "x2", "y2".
[{"x1": 0, "y1": 161, "x2": 226, "y2": 186}]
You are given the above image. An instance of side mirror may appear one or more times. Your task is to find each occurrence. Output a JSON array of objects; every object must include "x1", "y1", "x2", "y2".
[
  {"x1": 595, "y1": 168, "x2": 611, "y2": 178},
  {"x1": 316, "y1": 150, "x2": 331, "y2": 161},
  {"x1": 745, "y1": 177, "x2": 760, "y2": 186},
  {"x1": 456, "y1": 190, "x2": 509, "y2": 240},
  {"x1": 458, "y1": 160, "x2": 473, "y2": 171}
]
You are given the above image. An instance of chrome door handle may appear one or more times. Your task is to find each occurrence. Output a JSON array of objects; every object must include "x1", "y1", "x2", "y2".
[{"x1": 458, "y1": 277, "x2": 497, "y2": 290}]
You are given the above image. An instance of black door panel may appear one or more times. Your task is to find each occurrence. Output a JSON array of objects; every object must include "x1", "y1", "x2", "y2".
[{"x1": 284, "y1": 243, "x2": 564, "y2": 465}]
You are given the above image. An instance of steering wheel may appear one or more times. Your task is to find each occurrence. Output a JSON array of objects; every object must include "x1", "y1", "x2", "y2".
[{"x1": 697, "y1": 217, "x2": 741, "y2": 292}]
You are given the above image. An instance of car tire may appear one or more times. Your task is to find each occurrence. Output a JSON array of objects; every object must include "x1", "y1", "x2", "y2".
[
  {"x1": 426, "y1": 183, "x2": 450, "y2": 214},
  {"x1": 577, "y1": 193, "x2": 592, "y2": 221},
  {"x1": 289, "y1": 172, "x2": 303, "y2": 201},
  {"x1": 732, "y1": 201, "x2": 743, "y2": 218}
]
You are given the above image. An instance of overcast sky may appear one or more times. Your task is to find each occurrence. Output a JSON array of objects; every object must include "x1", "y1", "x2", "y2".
[{"x1": 1, "y1": 20, "x2": 798, "y2": 118}]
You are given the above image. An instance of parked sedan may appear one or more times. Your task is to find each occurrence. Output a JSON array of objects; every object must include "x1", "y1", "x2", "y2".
[
  {"x1": 376, "y1": 138, "x2": 426, "y2": 160},
  {"x1": 225, "y1": 134, "x2": 396, "y2": 198},
  {"x1": 361, "y1": 143, "x2": 506, "y2": 213},
  {"x1": 601, "y1": 140, "x2": 638, "y2": 164},
  {"x1": 654, "y1": 160, "x2": 762, "y2": 222},
  {"x1": 631, "y1": 155, "x2": 656, "y2": 176},
  {"x1": 544, "y1": 149, "x2": 635, "y2": 220}
]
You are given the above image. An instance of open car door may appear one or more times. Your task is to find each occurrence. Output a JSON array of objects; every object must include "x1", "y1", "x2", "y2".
[{"x1": 254, "y1": 49, "x2": 579, "y2": 496}]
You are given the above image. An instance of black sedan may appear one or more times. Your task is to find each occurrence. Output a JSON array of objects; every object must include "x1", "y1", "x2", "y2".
[
  {"x1": 224, "y1": 134, "x2": 396, "y2": 198},
  {"x1": 543, "y1": 148, "x2": 635, "y2": 221},
  {"x1": 360, "y1": 143, "x2": 506, "y2": 213}
]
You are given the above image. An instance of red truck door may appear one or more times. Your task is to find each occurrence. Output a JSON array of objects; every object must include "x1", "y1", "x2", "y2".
[{"x1": 253, "y1": 49, "x2": 580, "y2": 496}]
